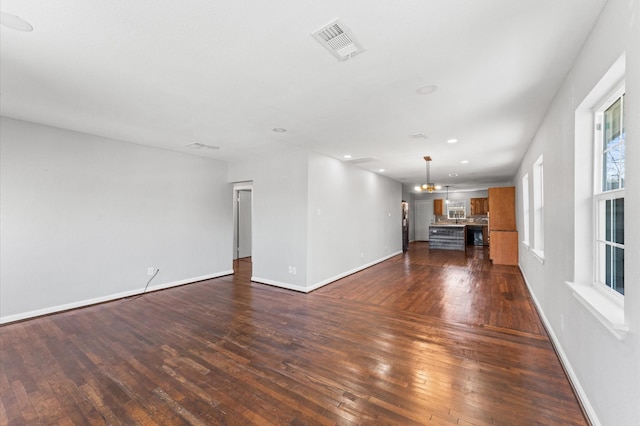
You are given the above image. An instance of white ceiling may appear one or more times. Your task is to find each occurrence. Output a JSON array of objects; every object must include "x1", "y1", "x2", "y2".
[{"x1": 1, "y1": 0, "x2": 606, "y2": 192}]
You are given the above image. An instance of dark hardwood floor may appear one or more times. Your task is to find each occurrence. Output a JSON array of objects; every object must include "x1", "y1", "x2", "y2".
[{"x1": 0, "y1": 243, "x2": 586, "y2": 425}]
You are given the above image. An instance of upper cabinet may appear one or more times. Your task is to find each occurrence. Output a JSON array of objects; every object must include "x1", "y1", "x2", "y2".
[
  {"x1": 434, "y1": 199, "x2": 443, "y2": 216},
  {"x1": 470, "y1": 197, "x2": 488, "y2": 215},
  {"x1": 488, "y1": 187, "x2": 516, "y2": 231}
]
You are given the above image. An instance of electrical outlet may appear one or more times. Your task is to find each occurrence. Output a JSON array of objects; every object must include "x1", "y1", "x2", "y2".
[
  {"x1": 288, "y1": 266, "x2": 293, "y2": 274},
  {"x1": 147, "y1": 267, "x2": 154, "y2": 276},
  {"x1": 292, "y1": 267, "x2": 296, "y2": 275}
]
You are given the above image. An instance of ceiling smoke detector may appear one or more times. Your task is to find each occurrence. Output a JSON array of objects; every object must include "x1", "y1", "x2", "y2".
[{"x1": 311, "y1": 19, "x2": 364, "y2": 61}]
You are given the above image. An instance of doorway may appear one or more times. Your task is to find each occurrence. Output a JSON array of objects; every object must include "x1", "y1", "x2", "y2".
[
  {"x1": 236, "y1": 190, "x2": 252, "y2": 259},
  {"x1": 233, "y1": 183, "x2": 253, "y2": 276}
]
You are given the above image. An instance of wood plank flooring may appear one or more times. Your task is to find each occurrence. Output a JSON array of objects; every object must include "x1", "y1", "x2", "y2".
[{"x1": 0, "y1": 243, "x2": 587, "y2": 425}]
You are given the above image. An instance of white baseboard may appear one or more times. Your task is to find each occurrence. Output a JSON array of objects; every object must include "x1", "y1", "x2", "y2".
[
  {"x1": 252, "y1": 251, "x2": 403, "y2": 294},
  {"x1": 0, "y1": 270, "x2": 234, "y2": 325},
  {"x1": 250, "y1": 277, "x2": 308, "y2": 293},
  {"x1": 518, "y1": 265, "x2": 600, "y2": 426},
  {"x1": 306, "y1": 251, "x2": 403, "y2": 292}
]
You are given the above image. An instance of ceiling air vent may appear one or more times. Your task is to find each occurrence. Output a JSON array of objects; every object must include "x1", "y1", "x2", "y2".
[
  {"x1": 409, "y1": 133, "x2": 428, "y2": 140},
  {"x1": 346, "y1": 157, "x2": 377, "y2": 165},
  {"x1": 311, "y1": 19, "x2": 364, "y2": 61},
  {"x1": 186, "y1": 142, "x2": 220, "y2": 150}
]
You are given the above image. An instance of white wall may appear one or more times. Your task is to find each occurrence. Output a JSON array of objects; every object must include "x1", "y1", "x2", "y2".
[
  {"x1": 228, "y1": 150, "x2": 309, "y2": 290},
  {"x1": 0, "y1": 118, "x2": 234, "y2": 323},
  {"x1": 306, "y1": 153, "x2": 402, "y2": 288},
  {"x1": 515, "y1": 0, "x2": 639, "y2": 424},
  {"x1": 229, "y1": 150, "x2": 402, "y2": 291}
]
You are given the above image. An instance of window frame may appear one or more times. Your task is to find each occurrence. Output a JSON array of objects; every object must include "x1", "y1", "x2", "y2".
[
  {"x1": 592, "y1": 85, "x2": 625, "y2": 299},
  {"x1": 566, "y1": 54, "x2": 627, "y2": 340},
  {"x1": 532, "y1": 155, "x2": 544, "y2": 260},
  {"x1": 446, "y1": 200, "x2": 466, "y2": 219},
  {"x1": 522, "y1": 173, "x2": 530, "y2": 246}
]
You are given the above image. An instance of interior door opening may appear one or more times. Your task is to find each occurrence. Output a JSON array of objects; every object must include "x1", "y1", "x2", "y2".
[
  {"x1": 233, "y1": 183, "x2": 253, "y2": 277},
  {"x1": 235, "y1": 189, "x2": 252, "y2": 260}
]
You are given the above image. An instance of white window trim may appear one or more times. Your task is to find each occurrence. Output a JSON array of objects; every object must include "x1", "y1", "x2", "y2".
[
  {"x1": 522, "y1": 173, "x2": 530, "y2": 247},
  {"x1": 532, "y1": 155, "x2": 544, "y2": 260},
  {"x1": 565, "y1": 281, "x2": 627, "y2": 339},
  {"x1": 592, "y1": 85, "x2": 625, "y2": 300},
  {"x1": 592, "y1": 189, "x2": 625, "y2": 301},
  {"x1": 531, "y1": 248, "x2": 545, "y2": 264},
  {"x1": 570, "y1": 53, "x2": 627, "y2": 340}
]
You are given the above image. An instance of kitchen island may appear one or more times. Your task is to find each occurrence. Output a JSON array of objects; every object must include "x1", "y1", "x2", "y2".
[{"x1": 429, "y1": 224, "x2": 467, "y2": 251}]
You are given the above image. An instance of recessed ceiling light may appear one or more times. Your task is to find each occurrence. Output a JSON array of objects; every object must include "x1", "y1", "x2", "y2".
[
  {"x1": 378, "y1": 169, "x2": 385, "y2": 172},
  {"x1": 460, "y1": 160, "x2": 469, "y2": 164},
  {"x1": 416, "y1": 85, "x2": 438, "y2": 95},
  {"x1": 449, "y1": 173, "x2": 459, "y2": 177},
  {"x1": 272, "y1": 128, "x2": 287, "y2": 133},
  {"x1": 1, "y1": 12, "x2": 33, "y2": 32},
  {"x1": 447, "y1": 139, "x2": 458, "y2": 144},
  {"x1": 344, "y1": 154, "x2": 352, "y2": 159}
]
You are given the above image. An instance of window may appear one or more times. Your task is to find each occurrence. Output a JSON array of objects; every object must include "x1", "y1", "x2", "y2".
[
  {"x1": 447, "y1": 201, "x2": 466, "y2": 219},
  {"x1": 594, "y1": 90, "x2": 625, "y2": 296},
  {"x1": 567, "y1": 54, "x2": 626, "y2": 339},
  {"x1": 532, "y1": 156, "x2": 544, "y2": 258},
  {"x1": 522, "y1": 174, "x2": 530, "y2": 246}
]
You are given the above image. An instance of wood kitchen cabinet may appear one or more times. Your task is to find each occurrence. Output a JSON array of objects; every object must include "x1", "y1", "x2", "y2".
[
  {"x1": 470, "y1": 197, "x2": 489, "y2": 215},
  {"x1": 489, "y1": 231, "x2": 518, "y2": 265},
  {"x1": 434, "y1": 199, "x2": 443, "y2": 216},
  {"x1": 488, "y1": 186, "x2": 518, "y2": 264},
  {"x1": 488, "y1": 187, "x2": 516, "y2": 230}
]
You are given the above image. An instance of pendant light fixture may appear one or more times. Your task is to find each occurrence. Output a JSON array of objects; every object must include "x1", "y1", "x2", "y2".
[
  {"x1": 445, "y1": 185, "x2": 450, "y2": 204},
  {"x1": 415, "y1": 156, "x2": 436, "y2": 192}
]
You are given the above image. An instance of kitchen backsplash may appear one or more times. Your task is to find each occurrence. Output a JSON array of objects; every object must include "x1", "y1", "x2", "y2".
[{"x1": 434, "y1": 215, "x2": 488, "y2": 224}]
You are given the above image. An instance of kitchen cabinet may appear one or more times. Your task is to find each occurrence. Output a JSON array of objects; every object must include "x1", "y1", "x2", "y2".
[
  {"x1": 434, "y1": 199, "x2": 443, "y2": 216},
  {"x1": 488, "y1": 187, "x2": 516, "y2": 231},
  {"x1": 482, "y1": 225, "x2": 489, "y2": 246},
  {"x1": 489, "y1": 231, "x2": 518, "y2": 265},
  {"x1": 470, "y1": 197, "x2": 488, "y2": 215},
  {"x1": 429, "y1": 225, "x2": 466, "y2": 251},
  {"x1": 488, "y1": 186, "x2": 518, "y2": 264}
]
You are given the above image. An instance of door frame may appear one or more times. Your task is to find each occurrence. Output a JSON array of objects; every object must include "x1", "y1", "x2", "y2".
[{"x1": 232, "y1": 182, "x2": 253, "y2": 261}]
